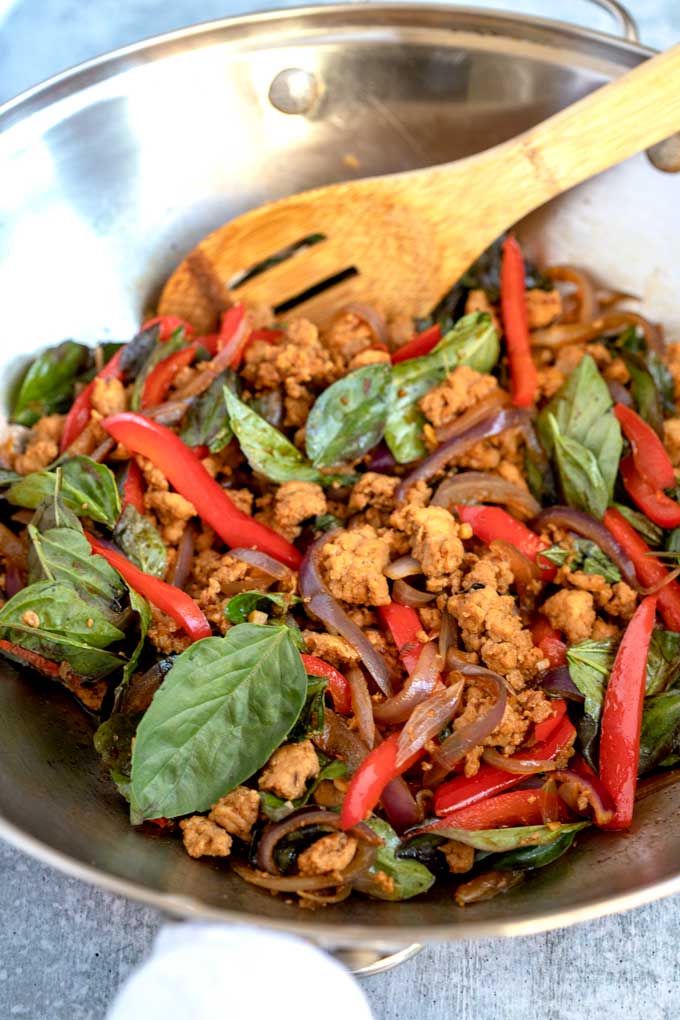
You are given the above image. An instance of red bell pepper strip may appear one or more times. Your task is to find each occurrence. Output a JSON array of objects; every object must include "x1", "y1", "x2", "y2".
[
  {"x1": 533, "y1": 698, "x2": 568, "y2": 743},
  {"x1": 121, "y1": 459, "x2": 145, "y2": 515},
  {"x1": 377, "y1": 602, "x2": 425, "y2": 674},
  {"x1": 300, "y1": 654, "x2": 352, "y2": 715},
  {"x1": 418, "y1": 788, "x2": 570, "y2": 832},
  {"x1": 141, "y1": 315, "x2": 195, "y2": 342},
  {"x1": 501, "y1": 234, "x2": 537, "y2": 408},
  {"x1": 86, "y1": 534, "x2": 211, "y2": 641},
  {"x1": 619, "y1": 455, "x2": 680, "y2": 528},
  {"x1": 101, "y1": 413, "x2": 302, "y2": 570},
  {"x1": 216, "y1": 304, "x2": 251, "y2": 368},
  {"x1": 60, "y1": 348, "x2": 124, "y2": 452},
  {"x1": 390, "y1": 324, "x2": 441, "y2": 364},
  {"x1": 530, "y1": 616, "x2": 567, "y2": 667},
  {"x1": 614, "y1": 403, "x2": 676, "y2": 490},
  {"x1": 603, "y1": 507, "x2": 680, "y2": 630},
  {"x1": 456, "y1": 504, "x2": 556, "y2": 580},
  {"x1": 434, "y1": 715, "x2": 576, "y2": 816},
  {"x1": 599, "y1": 594, "x2": 657, "y2": 829},
  {"x1": 141, "y1": 344, "x2": 198, "y2": 409},
  {"x1": 340, "y1": 732, "x2": 424, "y2": 829}
]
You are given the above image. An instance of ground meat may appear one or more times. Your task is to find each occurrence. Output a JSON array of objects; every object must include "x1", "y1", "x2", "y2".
[
  {"x1": 452, "y1": 426, "x2": 525, "y2": 475},
  {"x1": 441, "y1": 840, "x2": 475, "y2": 874},
  {"x1": 302, "y1": 631, "x2": 360, "y2": 669},
  {"x1": 554, "y1": 341, "x2": 611, "y2": 377},
  {"x1": 312, "y1": 780, "x2": 345, "y2": 808},
  {"x1": 526, "y1": 288, "x2": 562, "y2": 329},
  {"x1": 180, "y1": 816, "x2": 233, "y2": 859},
  {"x1": 242, "y1": 318, "x2": 335, "y2": 395},
  {"x1": 666, "y1": 343, "x2": 680, "y2": 403},
  {"x1": 453, "y1": 682, "x2": 553, "y2": 776},
  {"x1": 348, "y1": 348, "x2": 391, "y2": 371},
  {"x1": 393, "y1": 505, "x2": 465, "y2": 592},
  {"x1": 541, "y1": 589, "x2": 596, "y2": 644},
  {"x1": 592, "y1": 618, "x2": 619, "y2": 640},
  {"x1": 535, "y1": 364, "x2": 565, "y2": 400},
  {"x1": 462, "y1": 551, "x2": 514, "y2": 595},
  {"x1": 225, "y1": 488, "x2": 254, "y2": 516},
  {"x1": 12, "y1": 413, "x2": 66, "y2": 474},
  {"x1": 602, "y1": 357, "x2": 630, "y2": 384},
  {"x1": 559, "y1": 567, "x2": 638, "y2": 622},
  {"x1": 137, "y1": 455, "x2": 169, "y2": 491},
  {"x1": 258, "y1": 740, "x2": 320, "y2": 800},
  {"x1": 273, "y1": 481, "x2": 326, "y2": 540},
  {"x1": 348, "y1": 473, "x2": 400, "y2": 517},
  {"x1": 419, "y1": 365, "x2": 498, "y2": 429},
  {"x1": 664, "y1": 418, "x2": 680, "y2": 466},
  {"x1": 449, "y1": 586, "x2": 544, "y2": 685},
  {"x1": 147, "y1": 605, "x2": 193, "y2": 655},
  {"x1": 145, "y1": 490, "x2": 196, "y2": 545},
  {"x1": 464, "y1": 289, "x2": 501, "y2": 332},
  {"x1": 91, "y1": 376, "x2": 127, "y2": 416},
  {"x1": 208, "y1": 786, "x2": 260, "y2": 840},
  {"x1": 297, "y1": 832, "x2": 357, "y2": 876},
  {"x1": 323, "y1": 311, "x2": 375, "y2": 369},
  {"x1": 319, "y1": 524, "x2": 392, "y2": 605}
]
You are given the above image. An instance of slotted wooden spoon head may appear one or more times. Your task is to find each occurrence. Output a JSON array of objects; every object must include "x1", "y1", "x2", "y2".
[{"x1": 159, "y1": 43, "x2": 680, "y2": 331}]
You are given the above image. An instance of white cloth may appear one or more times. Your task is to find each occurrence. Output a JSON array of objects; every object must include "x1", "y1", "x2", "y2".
[{"x1": 106, "y1": 922, "x2": 374, "y2": 1020}]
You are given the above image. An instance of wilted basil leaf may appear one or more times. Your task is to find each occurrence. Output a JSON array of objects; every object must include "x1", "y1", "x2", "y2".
[
  {"x1": 113, "y1": 504, "x2": 167, "y2": 579},
  {"x1": 638, "y1": 692, "x2": 680, "y2": 775},
  {"x1": 305, "y1": 363, "x2": 392, "y2": 468},
  {"x1": 352, "y1": 818, "x2": 435, "y2": 901},
  {"x1": 541, "y1": 538, "x2": 621, "y2": 583},
  {"x1": 612, "y1": 502, "x2": 664, "y2": 546},
  {"x1": 493, "y1": 828, "x2": 582, "y2": 871},
  {"x1": 621, "y1": 350, "x2": 664, "y2": 437},
  {"x1": 130, "y1": 624, "x2": 307, "y2": 819},
  {"x1": 225, "y1": 591, "x2": 300, "y2": 625},
  {"x1": 7, "y1": 456, "x2": 121, "y2": 527},
  {"x1": 429, "y1": 822, "x2": 588, "y2": 852},
  {"x1": 119, "y1": 324, "x2": 159, "y2": 380},
  {"x1": 180, "y1": 369, "x2": 238, "y2": 452},
  {"x1": 385, "y1": 313, "x2": 500, "y2": 462},
  {"x1": 12, "y1": 340, "x2": 90, "y2": 426}
]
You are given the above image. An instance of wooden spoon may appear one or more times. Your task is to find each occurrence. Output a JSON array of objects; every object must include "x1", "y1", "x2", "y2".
[{"x1": 159, "y1": 44, "x2": 680, "y2": 331}]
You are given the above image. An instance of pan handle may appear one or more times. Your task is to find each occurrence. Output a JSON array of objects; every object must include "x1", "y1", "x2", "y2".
[
  {"x1": 330, "y1": 942, "x2": 423, "y2": 975},
  {"x1": 583, "y1": 0, "x2": 639, "y2": 42}
]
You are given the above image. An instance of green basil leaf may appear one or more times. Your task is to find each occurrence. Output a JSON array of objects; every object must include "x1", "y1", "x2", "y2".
[
  {"x1": 288, "y1": 676, "x2": 327, "y2": 742},
  {"x1": 493, "y1": 828, "x2": 582, "y2": 871},
  {"x1": 645, "y1": 630, "x2": 680, "y2": 696},
  {"x1": 225, "y1": 591, "x2": 300, "y2": 625},
  {"x1": 305, "y1": 363, "x2": 392, "y2": 468},
  {"x1": 567, "y1": 639, "x2": 615, "y2": 720},
  {"x1": 430, "y1": 822, "x2": 588, "y2": 852},
  {"x1": 180, "y1": 369, "x2": 238, "y2": 452},
  {"x1": 385, "y1": 313, "x2": 499, "y2": 463},
  {"x1": 311, "y1": 513, "x2": 343, "y2": 534},
  {"x1": 94, "y1": 712, "x2": 141, "y2": 802},
  {"x1": 12, "y1": 340, "x2": 90, "y2": 426},
  {"x1": 130, "y1": 328, "x2": 188, "y2": 410},
  {"x1": 639, "y1": 691, "x2": 680, "y2": 775},
  {"x1": 647, "y1": 349, "x2": 676, "y2": 417},
  {"x1": 547, "y1": 415, "x2": 610, "y2": 519},
  {"x1": 612, "y1": 502, "x2": 664, "y2": 546},
  {"x1": 7, "y1": 456, "x2": 121, "y2": 526},
  {"x1": 352, "y1": 818, "x2": 435, "y2": 901},
  {"x1": 130, "y1": 623, "x2": 307, "y2": 819},
  {"x1": 123, "y1": 587, "x2": 151, "y2": 687},
  {"x1": 113, "y1": 504, "x2": 167, "y2": 579},
  {"x1": 621, "y1": 350, "x2": 664, "y2": 437},
  {"x1": 224, "y1": 388, "x2": 350, "y2": 487},
  {"x1": 0, "y1": 580, "x2": 126, "y2": 678},
  {"x1": 0, "y1": 469, "x2": 21, "y2": 489},
  {"x1": 541, "y1": 538, "x2": 621, "y2": 583}
]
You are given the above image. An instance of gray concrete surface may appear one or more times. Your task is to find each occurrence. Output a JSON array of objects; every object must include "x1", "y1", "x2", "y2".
[{"x1": 2, "y1": 2, "x2": 680, "y2": 1018}]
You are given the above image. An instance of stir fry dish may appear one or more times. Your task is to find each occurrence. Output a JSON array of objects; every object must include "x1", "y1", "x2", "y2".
[{"x1": 3, "y1": 234, "x2": 680, "y2": 908}]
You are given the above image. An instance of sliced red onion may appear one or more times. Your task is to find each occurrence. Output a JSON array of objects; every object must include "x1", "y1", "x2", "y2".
[
  {"x1": 213, "y1": 311, "x2": 251, "y2": 368},
  {"x1": 395, "y1": 680, "x2": 464, "y2": 768},
  {"x1": 553, "y1": 768, "x2": 615, "y2": 827},
  {"x1": 230, "y1": 546, "x2": 293, "y2": 580},
  {"x1": 532, "y1": 310, "x2": 664, "y2": 356},
  {"x1": 313, "y1": 709, "x2": 369, "y2": 772},
  {"x1": 438, "y1": 610, "x2": 458, "y2": 661},
  {"x1": 339, "y1": 302, "x2": 387, "y2": 343},
  {"x1": 488, "y1": 538, "x2": 542, "y2": 600},
  {"x1": 171, "y1": 522, "x2": 195, "y2": 589},
  {"x1": 300, "y1": 532, "x2": 393, "y2": 696},
  {"x1": 392, "y1": 578, "x2": 435, "y2": 607},
  {"x1": 4, "y1": 563, "x2": 25, "y2": 598},
  {"x1": 435, "y1": 389, "x2": 510, "y2": 444},
  {"x1": 539, "y1": 665, "x2": 584, "y2": 702},
  {"x1": 255, "y1": 805, "x2": 381, "y2": 875},
  {"x1": 606, "y1": 379, "x2": 633, "y2": 407},
  {"x1": 546, "y1": 265, "x2": 597, "y2": 324},
  {"x1": 531, "y1": 506, "x2": 638, "y2": 588},
  {"x1": 397, "y1": 408, "x2": 530, "y2": 499},
  {"x1": 540, "y1": 778, "x2": 561, "y2": 825},
  {"x1": 433, "y1": 472, "x2": 540, "y2": 521},
  {"x1": 373, "y1": 642, "x2": 441, "y2": 725},
  {"x1": 89, "y1": 437, "x2": 116, "y2": 463},
  {"x1": 365, "y1": 441, "x2": 396, "y2": 474},
  {"x1": 234, "y1": 839, "x2": 377, "y2": 892},
  {"x1": 384, "y1": 555, "x2": 421, "y2": 580},
  {"x1": 347, "y1": 667, "x2": 375, "y2": 749},
  {"x1": 147, "y1": 397, "x2": 193, "y2": 426},
  {"x1": 432, "y1": 666, "x2": 508, "y2": 773},
  {"x1": 0, "y1": 522, "x2": 25, "y2": 567},
  {"x1": 481, "y1": 746, "x2": 558, "y2": 775},
  {"x1": 381, "y1": 776, "x2": 421, "y2": 832}
]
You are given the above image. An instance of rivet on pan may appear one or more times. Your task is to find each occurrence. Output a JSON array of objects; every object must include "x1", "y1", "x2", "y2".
[
  {"x1": 647, "y1": 134, "x2": 680, "y2": 173},
  {"x1": 268, "y1": 68, "x2": 319, "y2": 115}
]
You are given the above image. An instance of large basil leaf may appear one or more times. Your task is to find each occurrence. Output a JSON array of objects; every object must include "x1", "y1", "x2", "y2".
[
  {"x1": 113, "y1": 504, "x2": 167, "y2": 579},
  {"x1": 180, "y1": 369, "x2": 238, "y2": 452},
  {"x1": 0, "y1": 581, "x2": 126, "y2": 678},
  {"x1": 430, "y1": 822, "x2": 588, "y2": 852},
  {"x1": 352, "y1": 818, "x2": 435, "y2": 901},
  {"x1": 12, "y1": 340, "x2": 90, "y2": 426},
  {"x1": 7, "y1": 456, "x2": 121, "y2": 526},
  {"x1": 541, "y1": 537, "x2": 621, "y2": 583},
  {"x1": 130, "y1": 327, "x2": 188, "y2": 410},
  {"x1": 305, "y1": 363, "x2": 392, "y2": 468},
  {"x1": 385, "y1": 313, "x2": 499, "y2": 463},
  {"x1": 224, "y1": 388, "x2": 350, "y2": 487},
  {"x1": 493, "y1": 828, "x2": 582, "y2": 871},
  {"x1": 638, "y1": 691, "x2": 680, "y2": 775},
  {"x1": 537, "y1": 355, "x2": 622, "y2": 517},
  {"x1": 130, "y1": 623, "x2": 307, "y2": 819},
  {"x1": 568, "y1": 632, "x2": 680, "y2": 713}
]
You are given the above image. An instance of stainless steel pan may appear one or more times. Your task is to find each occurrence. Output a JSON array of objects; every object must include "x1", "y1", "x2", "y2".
[{"x1": 1, "y1": 1, "x2": 679, "y2": 968}]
